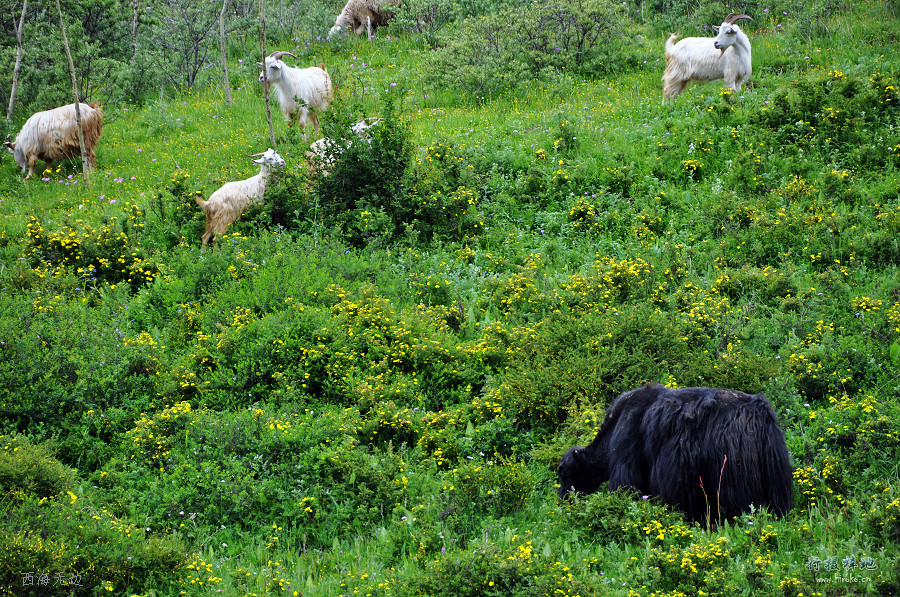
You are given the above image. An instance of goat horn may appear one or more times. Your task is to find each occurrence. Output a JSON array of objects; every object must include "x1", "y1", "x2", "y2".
[
  {"x1": 724, "y1": 13, "x2": 753, "y2": 24},
  {"x1": 269, "y1": 51, "x2": 298, "y2": 61}
]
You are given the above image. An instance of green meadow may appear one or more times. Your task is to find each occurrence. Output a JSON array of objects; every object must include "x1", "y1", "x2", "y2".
[{"x1": 2, "y1": 0, "x2": 900, "y2": 595}]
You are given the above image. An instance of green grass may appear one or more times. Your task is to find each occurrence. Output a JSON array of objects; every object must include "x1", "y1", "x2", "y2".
[{"x1": 2, "y1": 1, "x2": 900, "y2": 595}]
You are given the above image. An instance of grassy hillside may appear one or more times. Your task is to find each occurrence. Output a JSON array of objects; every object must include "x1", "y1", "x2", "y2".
[{"x1": 2, "y1": 1, "x2": 900, "y2": 595}]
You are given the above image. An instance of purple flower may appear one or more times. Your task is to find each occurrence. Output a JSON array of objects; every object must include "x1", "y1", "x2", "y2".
[
  {"x1": 137, "y1": 148, "x2": 142, "y2": 152},
  {"x1": 110, "y1": 199, "x2": 117, "y2": 204}
]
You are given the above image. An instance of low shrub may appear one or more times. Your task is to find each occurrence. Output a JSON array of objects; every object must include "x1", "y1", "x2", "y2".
[
  {"x1": 556, "y1": 489, "x2": 688, "y2": 545},
  {"x1": 0, "y1": 436, "x2": 73, "y2": 499},
  {"x1": 0, "y1": 443, "x2": 185, "y2": 596},
  {"x1": 401, "y1": 533, "x2": 599, "y2": 597}
]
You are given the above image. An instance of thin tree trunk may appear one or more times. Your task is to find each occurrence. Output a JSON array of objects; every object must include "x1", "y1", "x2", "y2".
[
  {"x1": 260, "y1": 0, "x2": 275, "y2": 146},
  {"x1": 132, "y1": 0, "x2": 140, "y2": 57},
  {"x1": 7, "y1": 0, "x2": 27, "y2": 121},
  {"x1": 220, "y1": 0, "x2": 232, "y2": 106},
  {"x1": 55, "y1": 0, "x2": 90, "y2": 184}
]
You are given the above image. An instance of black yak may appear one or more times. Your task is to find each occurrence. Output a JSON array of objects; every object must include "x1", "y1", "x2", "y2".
[{"x1": 557, "y1": 383, "x2": 793, "y2": 522}]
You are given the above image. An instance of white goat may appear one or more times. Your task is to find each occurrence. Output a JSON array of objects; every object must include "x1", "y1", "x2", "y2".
[
  {"x1": 305, "y1": 118, "x2": 382, "y2": 177},
  {"x1": 662, "y1": 14, "x2": 753, "y2": 103},
  {"x1": 328, "y1": 0, "x2": 399, "y2": 38},
  {"x1": 258, "y1": 52, "x2": 332, "y2": 132},
  {"x1": 194, "y1": 148, "x2": 286, "y2": 247}
]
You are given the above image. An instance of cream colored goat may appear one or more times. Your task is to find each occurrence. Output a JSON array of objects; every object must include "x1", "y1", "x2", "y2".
[{"x1": 194, "y1": 149, "x2": 286, "y2": 247}]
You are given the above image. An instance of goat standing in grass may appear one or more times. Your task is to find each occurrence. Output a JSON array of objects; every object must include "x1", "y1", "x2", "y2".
[
  {"x1": 663, "y1": 14, "x2": 753, "y2": 103},
  {"x1": 328, "y1": 0, "x2": 399, "y2": 38},
  {"x1": 194, "y1": 149, "x2": 286, "y2": 247},
  {"x1": 259, "y1": 52, "x2": 332, "y2": 133},
  {"x1": 5, "y1": 103, "x2": 103, "y2": 180}
]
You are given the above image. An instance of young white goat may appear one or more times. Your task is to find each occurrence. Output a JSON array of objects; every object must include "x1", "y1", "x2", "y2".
[
  {"x1": 258, "y1": 52, "x2": 332, "y2": 132},
  {"x1": 194, "y1": 148, "x2": 286, "y2": 247},
  {"x1": 662, "y1": 14, "x2": 753, "y2": 103},
  {"x1": 305, "y1": 118, "x2": 382, "y2": 177}
]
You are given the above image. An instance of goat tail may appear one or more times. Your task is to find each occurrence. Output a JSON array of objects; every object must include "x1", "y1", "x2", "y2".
[
  {"x1": 194, "y1": 195, "x2": 208, "y2": 210},
  {"x1": 665, "y1": 33, "x2": 679, "y2": 52}
]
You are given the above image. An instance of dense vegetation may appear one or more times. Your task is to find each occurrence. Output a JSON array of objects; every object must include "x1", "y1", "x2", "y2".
[{"x1": 2, "y1": 0, "x2": 900, "y2": 595}]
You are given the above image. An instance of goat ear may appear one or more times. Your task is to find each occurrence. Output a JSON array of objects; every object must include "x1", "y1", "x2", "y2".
[
  {"x1": 712, "y1": 25, "x2": 721, "y2": 32},
  {"x1": 572, "y1": 448, "x2": 588, "y2": 464}
]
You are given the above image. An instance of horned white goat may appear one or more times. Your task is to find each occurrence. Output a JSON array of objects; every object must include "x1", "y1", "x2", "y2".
[
  {"x1": 328, "y1": 0, "x2": 399, "y2": 38},
  {"x1": 662, "y1": 14, "x2": 753, "y2": 103},
  {"x1": 258, "y1": 52, "x2": 332, "y2": 132},
  {"x1": 305, "y1": 118, "x2": 382, "y2": 177},
  {"x1": 194, "y1": 148, "x2": 286, "y2": 247},
  {"x1": 4, "y1": 102, "x2": 103, "y2": 180}
]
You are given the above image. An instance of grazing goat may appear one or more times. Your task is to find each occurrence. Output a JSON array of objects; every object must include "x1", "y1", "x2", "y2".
[
  {"x1": 328, "y1": 0, "x2": 399, "y2": 38},
  {"x1": 258, "y1": 52, "x2": 332, "y2": 132},
  {"x1": 194, "y1": 148, "x2": 286, "y2": 247},
  {"x1": 558, "y1": 383, "x2": 793, "y2": 523},
  {"x1": 662, "y1": 14, "x2": 753, "y2": 103},
  {"x1": 305, "y1": 118, "x2": 382, "y2": 177},
  {"x1": 4, "y1": 102, "x2": 103, "y2": 180}
]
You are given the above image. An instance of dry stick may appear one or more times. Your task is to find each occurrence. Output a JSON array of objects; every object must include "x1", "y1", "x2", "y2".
[
  {"x1": 7, "y1": 0, "x2": 27, "y2": 120},
  {"x1": 260, "y1": 0, "x2": 276, "y2": 146},
  {"x1": 716, "y1": 454, "x2": 728, "y2": 527},
  {"x1": 55, "y1": 0, "x2": 90, "y2": 184},
  {"x1": 131, "y1": 0, "x2": 140, "y2": 58},
  {"x1": 220, "y1": 0, "x2": 232, "y2": 106}
]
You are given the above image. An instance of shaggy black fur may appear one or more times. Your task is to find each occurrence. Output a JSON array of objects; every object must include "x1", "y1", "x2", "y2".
[{"x1": 557, "y1": 383, "x2": 793, "y2": 522}]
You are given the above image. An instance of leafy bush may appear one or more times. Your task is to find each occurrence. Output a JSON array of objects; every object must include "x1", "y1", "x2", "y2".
[
  {"x1": 402, "y1": 533, "x2": 599, "y2": 596},
  {"x1": 753, "y1": 69, "x2": 899, "y2": 170},
  {"x1": 426, "y1": 0, "x2": 637, "y2": 98},
  {"x1": 144, "y1": 170, "x2": 207, "y2": 249},
  {"x1": 556, "y1": 489, "x2": 688, "y2": 545},
  {"x1": 0, "y1": 438, "x2": 185, "y2": 597},
  {"x1": 443, "y1": 457, "x2": 536, "y2": 522},
  {"x1": 487, "y1": 307, "x2": 690, "y2": 433},
  {"x1": 0, "y1": 436, "x2": 73, "y2": 499},
  {"x1": 311, "y1": 97, "x2": 413, "y2": 246},
  {"x1": 23, "y1": 213, "x2": 157, "y2": 289}
]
